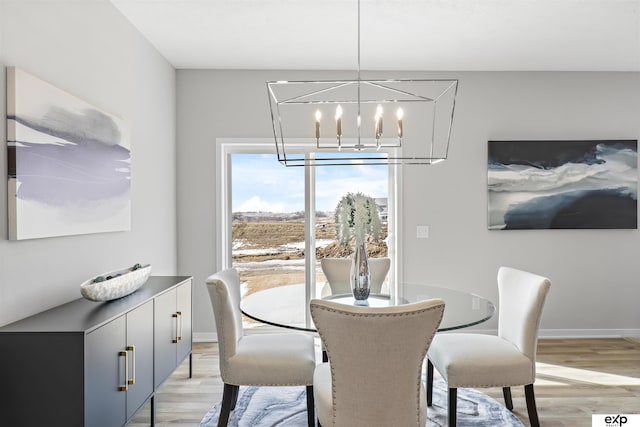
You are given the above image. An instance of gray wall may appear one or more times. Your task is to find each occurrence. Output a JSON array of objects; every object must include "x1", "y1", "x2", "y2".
[
  {"x1": 0, "y1": 0, "x2": 177, "y2": 326},
  {"x1": 178, "y1": 69, "x2": 640, "y2": 338}
]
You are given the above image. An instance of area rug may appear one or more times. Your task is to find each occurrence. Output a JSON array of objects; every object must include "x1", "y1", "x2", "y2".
[{"x1": 200, "y1": 376, "x2": 524, "y2": 426}]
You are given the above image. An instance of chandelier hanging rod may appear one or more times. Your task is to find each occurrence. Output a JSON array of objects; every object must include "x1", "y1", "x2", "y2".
[{"x1": 357, "y1": 0, "x2": 362, "y2": 79}]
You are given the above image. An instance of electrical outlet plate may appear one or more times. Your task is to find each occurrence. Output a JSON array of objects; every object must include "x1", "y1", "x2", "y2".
[{"x1": 416, "y1": 225, "x2": 429, "y2": 239}]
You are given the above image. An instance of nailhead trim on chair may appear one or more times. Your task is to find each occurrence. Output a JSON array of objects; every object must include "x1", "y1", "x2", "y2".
[{"x1": 314, "y1": 306, "x2": 442, "y2": 319}]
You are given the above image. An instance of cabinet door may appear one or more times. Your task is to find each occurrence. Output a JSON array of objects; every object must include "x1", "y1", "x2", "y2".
[
  {"x1": 154, "y1": 288, "x2": 177, "y2": 387},
  {"x1": 86, "y1": 316, "x2": 127, "y2": 427},
  {"x1": 154, "y1": 281, "x2": 193, "y2": 388},
  {"x1": 126, "y1": 300, "x2": 154, "y2": 420},
  {"x1": 176, "y1": 281, "x2": 192, "y2": 363}
]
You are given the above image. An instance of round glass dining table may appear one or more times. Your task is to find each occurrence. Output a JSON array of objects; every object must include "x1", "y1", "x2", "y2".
[{"x1": 240, "y1": 283, "x2": 495, "y2": 333}]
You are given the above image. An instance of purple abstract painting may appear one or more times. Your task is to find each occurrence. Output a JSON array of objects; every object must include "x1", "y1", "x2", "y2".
[{"x1": 7, "y1": 67, "x2": 130, "y2": 240}]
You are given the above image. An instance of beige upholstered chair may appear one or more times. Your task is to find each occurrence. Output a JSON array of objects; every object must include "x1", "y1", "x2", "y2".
[
  {"x1": 427, "y1": 266, "x2": 551, "y2": 427},
  {"x1": 311, "y1": 298, "x2": 445, "y2": 427},
  {"x1": 206, "y1": 269, "x2": 316, "y2": 427},
  {"x1": 320, "y1": 257, "x2": 391, "y2": 296}
]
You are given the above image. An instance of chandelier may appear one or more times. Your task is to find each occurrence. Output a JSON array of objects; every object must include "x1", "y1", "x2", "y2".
[{"x1": 267, "y1": 0, "x2": 458, "y2": 167}]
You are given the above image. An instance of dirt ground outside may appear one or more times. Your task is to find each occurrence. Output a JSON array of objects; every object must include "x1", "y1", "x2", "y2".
[{"x1": 232, "y1": 217, "x2": 388, "y2": 296}]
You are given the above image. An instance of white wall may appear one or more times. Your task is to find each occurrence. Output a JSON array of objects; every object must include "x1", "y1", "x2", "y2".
[
  {"x1": 0, "y1": 0, "x2": 177, "y2": 326},
  {"x1": 178, "y1": 69, "x2": 640, "y2": 338}
]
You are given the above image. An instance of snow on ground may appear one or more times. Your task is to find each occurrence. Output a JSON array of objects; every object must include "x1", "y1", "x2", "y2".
[
  {"x1": 234, "y1": 258, "x2": 306, "y2": 272},
  {"x1": 282, "y1": 239, "x2": 334, "y2": 250},
  {"x1": 233, "y1": 248, "x2": 291, "y2": 256},
  {"x1": 233, "y1": 239, "x2": 334, "y2": 257}
]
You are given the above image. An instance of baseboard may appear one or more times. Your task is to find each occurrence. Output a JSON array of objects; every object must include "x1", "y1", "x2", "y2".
[
  {"x1": 193, "y1": 329, "x2": 640, "y2": 343},
  {"x1": 193, "y1": 332, "x2": 217, "y2": 342},
  {"x1": 470, "y1": 328, "x2": 640, "y2": 338},
  {"x1": 538, "y1": 328, "x2": 640, "y2": 339}
]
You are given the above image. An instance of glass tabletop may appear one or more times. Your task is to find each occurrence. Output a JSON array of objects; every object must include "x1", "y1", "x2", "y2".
[{"x1": 240, "y1": 283, "x2": 495, "y2": 333}]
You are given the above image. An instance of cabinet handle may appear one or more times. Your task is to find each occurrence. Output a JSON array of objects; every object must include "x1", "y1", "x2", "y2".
[
  {"x1": 177, "y1": 311, "x2": 183, "y2": 341},
  {"x1": 126, "y1": 345, "x2": 136, "y2": 385},
  {"x1": 118, "y1": 351, "x2": 128, "y2": 391},
  {"x1": 172, "y1": 313, "x2": 179, "y2": 343}
]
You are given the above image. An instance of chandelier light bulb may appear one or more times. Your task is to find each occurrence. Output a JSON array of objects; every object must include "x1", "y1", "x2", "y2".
[
  {"x1": 315, "y1": 109, "x2": 321, "y2": 141},
  {"x1": 335, "y1": 105, "x2": 343, "y2": 148},
  {"x1": 397, "y1": 107, "x2": 404, "y2": 139},
  {"x1": 375, "y1": 104, "x2": 383, "y2": 138}
]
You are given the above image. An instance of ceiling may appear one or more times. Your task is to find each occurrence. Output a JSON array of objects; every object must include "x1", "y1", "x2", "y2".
[{"x1": 110, "y1": 0, "x2": 640, "y2": 71}]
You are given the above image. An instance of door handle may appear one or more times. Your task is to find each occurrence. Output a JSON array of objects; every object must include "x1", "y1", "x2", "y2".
[
  {"x1": 118, "y1": 351, "x2": 128, "y2": 391},
  {"x1": 172, "y1": 313, "x2": 179, "y2": 343},
  {"x1": 126, "y1": 345, "x2": 135, "y2": 385},
  {"x1": 176, "y1": 311, "x2": 183, "y2": 341}
]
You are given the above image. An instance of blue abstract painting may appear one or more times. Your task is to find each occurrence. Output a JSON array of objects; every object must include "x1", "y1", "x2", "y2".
[
  {"x1": 488, "y1": 140, "x2": 637, "y2": 230},
  {"x1": 7, "y1": 67, "x2": 130, "y2": 240}
]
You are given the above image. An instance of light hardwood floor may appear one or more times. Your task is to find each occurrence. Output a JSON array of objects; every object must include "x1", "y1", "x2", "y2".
[{"x1": 129, "y1": 338, "x2": 640, "y2": 426}]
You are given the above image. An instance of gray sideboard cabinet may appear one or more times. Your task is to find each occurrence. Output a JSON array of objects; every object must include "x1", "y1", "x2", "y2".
[{"x1": 0, "y1": 276, "x2": 193, "y2": 427}]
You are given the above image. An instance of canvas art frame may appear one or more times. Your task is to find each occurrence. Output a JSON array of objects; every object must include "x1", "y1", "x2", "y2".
[
  {"x1": 7, "y1": 67, "x2": 131, "y2": 240},
  {"x1": 488, "y1": 140, "x2": 637, "y2": 230}
]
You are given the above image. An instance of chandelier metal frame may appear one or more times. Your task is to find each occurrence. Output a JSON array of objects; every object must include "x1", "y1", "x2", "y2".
[{"x1": 267, "y1": 0, "x2": 458, "y2": 167}]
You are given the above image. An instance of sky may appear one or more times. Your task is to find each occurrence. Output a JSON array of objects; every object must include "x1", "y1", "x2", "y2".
[{"x1": 232, "y1": 154, "x2": 388, "y2": 213}]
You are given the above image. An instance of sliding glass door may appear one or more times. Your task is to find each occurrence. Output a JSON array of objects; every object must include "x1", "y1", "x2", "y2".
[
  {"x1": 219, "y1": 141, "x2": 393, "y2": 328},
  {"x1": 230, "y1": 153, "x2": 306, "y2": 310},
  {"x1": 314, "y1": 162, "x2": 389, "y2": 296}
]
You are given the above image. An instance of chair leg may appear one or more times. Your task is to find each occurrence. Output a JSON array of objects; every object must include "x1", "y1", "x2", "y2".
[
  {"x1": 502, "y1": 386, "x2": 513, "y2": 410},
  {"x1": 229, "y1": 384, "x2": 240, "y2": 410},
  {"x1": 448, "y1": 387, "x2": 457, "y2": 427},
  {"x1": 306, "y1": 385, "x2": 315, "y2": 427},
  {"x1": 218, "y1": 383, "x2": 237, "y2": 427},
  {"x1": 426, "y1": 360, "x2": 434, "y2": 406},
  {"x1": 524, "y1": 384, "x2": 540, "y2": 427}
]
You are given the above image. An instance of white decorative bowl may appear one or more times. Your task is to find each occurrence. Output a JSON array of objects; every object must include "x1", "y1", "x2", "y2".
[{"x1": 80, "y1": 264, "x2": 152, "y2": 302}]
